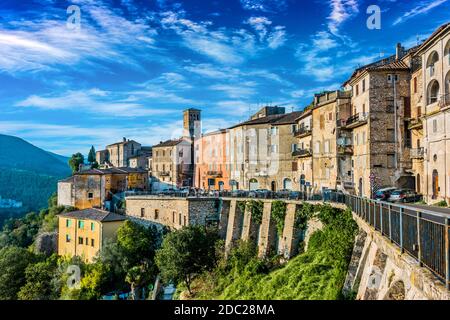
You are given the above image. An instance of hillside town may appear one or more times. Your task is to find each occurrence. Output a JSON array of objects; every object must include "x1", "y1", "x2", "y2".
[{"x1": 55, "y1": 23, "x2": 450, "y2": 264}]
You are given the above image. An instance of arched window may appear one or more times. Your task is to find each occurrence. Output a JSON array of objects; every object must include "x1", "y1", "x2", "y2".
[
  {"x1": 445, "y1": 71, "x2": 450, "y2": 105},
  {"x1": 249, "y1": 178, "x2": 259, "y2": 191},
  {"x1": 427, "y1": 80, "x2": 440, "y2": 105},
  {"x1": 283, "y1": 178, "x2": 293, "y2": 190},
  {"x1": 445, "y1": 39, "x2": 450, "y2": 64},
  {"x1": 426, "y1": 51, "x2": 439, "y2": 77}
]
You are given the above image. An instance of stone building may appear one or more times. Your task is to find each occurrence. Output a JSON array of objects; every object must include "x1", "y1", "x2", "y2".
[
  {"x1": 228, "y1": 107, "x2": 302, "y2": 191},
  {"x1": 58, "y1": 208, "x2": 126, "y2": 263},
  {"x1": 412, "y1": 23, "x2": 450, "y2": 202},
  {"x1": 128, "y1": 147, "x2": 152, "y2": 170},
  {"x1": 96, "y1": 138, "x2": 142, "y2": 168},
  {"x1": 343, "y1": 45, "x2": 415, "y2": 197},
  {"x1": 57, "y1": 168, "x2": 148, "y2": 210},
  {"x1": 125, "y1": 196, "x2": 220, "y2": 230},
  {"x1": 194, "y1": 129, "x2": 231, "y2": 191},
  {"x1": 311, "y1": 90, "x2": 352, "y2": 193},
  {"x1": 151, "y1": 138, "x2": 193, "y2": 191},
  {"x1": 294, "y1": 109, "x2": 313, "y2": 191}
]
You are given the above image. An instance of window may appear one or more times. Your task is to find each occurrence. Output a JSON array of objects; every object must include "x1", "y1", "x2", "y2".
[
  {"x1": 88, "y1": 192, "x2": 93, "y2": 199},
  {"x1": 324, "y1": 140, "x2": 330, "y2": 154},
  {"x1": 172, "y1": 212, "x2": 176, "y2": 223},
  {"x1": 66, "y1": 219, "x2": 72, "y2": 228},
  {"x1": 315, "y1": 141, "x2": 321, "y2": 154},
  {"x1": 320, "y1": 115, "x2": 325, "y2": 129},
  {"x1": 85, "y1": 237, "x2": 88, "y2": 245},
  {"x1": 271, "y1": 127, "x2": 278, "y2": 136},
  {"x1": 387, "y1": 154, "x2": 395, "y2": 168},
  {"x1": 291, "y1": 124, "x2": 297, "y2": 132},
  {"x1": 91, "y1": 239, "x2": 95, "y2": 247},
  {"x1": 362, "y1": 104, "x2": 366, "y2": 114},
  {"x1": 354, "y1": 133, "x2": 359, "y2": 146},
  {"x1": 427, "y1": 80, "x2": 440, "y2": 105},
  {"x1": 140, "y1": 208, "x2": 145, "y2": 218},
  {"x1": 91, "y1": 222, "x2": 95, "y2": 231},
  {"x1": 328, "y1": 112, "x2": 333, "y2": 121},
  {"x1": 179, "y1": 213, "x2": 182, "y2": 226},
  {"x1": 78, "y1": 220, "x2": 84, "y2": 229},
  {"x1": 413, "y1": 77, "x2": 417, "y2": 93},
  {"x1": 387, "y1": 74, "x2": 392, "y2": 83},
  {"x1": 78, "y1": 237, "x2": 83, "y2": 245},
  {"x1": 433, "y1": 119, "x2": 438, "y2": 133},
  {"x1": 362, "y1": 79, "x2": 366, "y2": 92},
  {"x1": 291, "y1": 144, "x2": 298, "y2": 152},
  {"x1": 66, "y1": 234, "x2": 71, "y2": 243},
  {"x1": 356, "y1": 84, "x2": 359, "y2": 96},
  {"x1": 387, "y1": 129, "x2": 395, "y2": 142},
  {"x1": 154, "y1": 209, "x2": 159, "y2": 220}
]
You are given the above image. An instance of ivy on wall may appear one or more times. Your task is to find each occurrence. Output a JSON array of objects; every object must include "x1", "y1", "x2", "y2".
[
  {"x1": 271, "y1": 201, "x2": 287, "y2": 235},
  {"x1": 294, "y1": 203, "x2": 318, "y2": 231},
  {"x1": 247, "y1": 200, "x2": 264, "y2": 225}
]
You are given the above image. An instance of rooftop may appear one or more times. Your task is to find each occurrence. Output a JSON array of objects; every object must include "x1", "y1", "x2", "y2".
[
  {"x1": 153, "y1": 139, "x2": 184, "y2": 148},
  {"x1": 75, "y1": 167, "x2": 148, "y2": 175},
  {"x1": 229, "y1": 111, "x2": 303, "y2": 129},
  {"x1": 59, "y1": 208, "x2": 127, "y2": 222}
]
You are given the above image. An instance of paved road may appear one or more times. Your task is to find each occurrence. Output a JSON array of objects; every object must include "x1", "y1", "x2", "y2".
[{"x1": 403, "y1": 203, "x2": 450, "y2": 217}]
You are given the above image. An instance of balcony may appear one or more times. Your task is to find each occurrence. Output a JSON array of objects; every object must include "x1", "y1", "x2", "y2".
[
  {"x1": 409, "y1": 118, "x2": 423, "y2": 130},
  {"x1": 337, "y1": 145, "x2": 354, "y2": 155},
  {"x1": 293, "y1": 126, "x2": 312, "y2": 138},
  {"x1": 292, "y1": 148, "x2": 312, "y2": 158},
  {"x1": 345, "y1": 112, "x2": 369, "y2": 129},
  {"x1": 158, "y1": 171, "x2": 171, "y2": 177},
  {"x1": 207, "y1": 171, "x2": 223, "y2": 178},
  {"x1": 410, "y1": 148, "x2": 424, "y2": 159},
  {"x1": 336, "y1": 119, "x2": 347, "y2": 128}
]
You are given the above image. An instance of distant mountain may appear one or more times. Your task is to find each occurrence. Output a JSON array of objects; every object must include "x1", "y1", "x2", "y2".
[{"x1": 0, "y1": 134, "x2": 71, "y2": 215}]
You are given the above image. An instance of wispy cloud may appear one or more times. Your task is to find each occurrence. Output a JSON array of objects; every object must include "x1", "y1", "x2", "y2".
[
  {"x1": 327, "y1": 0, "x2": 359, "y2": 34},
  {"x1": 240, "y1": 0, "x2": 287, "y2": 13},
  {"x1": 393, "y1": 0, "x2": 448, "y2": 26}
]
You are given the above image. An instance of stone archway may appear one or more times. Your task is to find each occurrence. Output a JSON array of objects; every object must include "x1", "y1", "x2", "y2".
[{"x1": 384, "y1": 280, "x2": 406, "y2": 300}]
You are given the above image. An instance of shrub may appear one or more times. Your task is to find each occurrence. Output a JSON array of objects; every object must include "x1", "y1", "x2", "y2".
[
  {"x1": 271, "y1": 201, "x2": 287, "y2": 235},
  {"x1": 434, "y1": 200, "x2": 447, "y2": 207}
]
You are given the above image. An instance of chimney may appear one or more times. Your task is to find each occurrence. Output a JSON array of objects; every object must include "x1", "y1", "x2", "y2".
[{"x1": 396, "y1": 43, "x2": 404, "y2": 60}]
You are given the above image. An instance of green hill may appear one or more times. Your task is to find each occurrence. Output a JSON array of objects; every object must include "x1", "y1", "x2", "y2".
[{"x1": 0, "y1": 134, "x2": 71, "y2": 216}]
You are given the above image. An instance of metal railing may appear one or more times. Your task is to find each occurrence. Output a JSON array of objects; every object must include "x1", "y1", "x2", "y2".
[
  {"x1": 410, "y1": 147, "x2": 425, "y2": 159},
  {"x1": 292, "y1": 148, "x2": 312, "y2": 158},
  {"x1": 293, "y1": 126, "x2": 312, "y2": 137},
  {"x1": 346, "y1": 112, "x2": 369, "y2": 127},
  {"x1": 325, "y1": 193, "x2": 450, "y2": 290}
]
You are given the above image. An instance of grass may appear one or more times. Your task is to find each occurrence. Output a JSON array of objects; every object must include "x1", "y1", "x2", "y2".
[{"x1": 185, "y1": 205, "x2": 358, "y2": 300}]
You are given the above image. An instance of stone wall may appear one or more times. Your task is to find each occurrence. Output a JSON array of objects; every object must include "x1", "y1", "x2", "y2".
[
  {"x1": 125, "y1": 196, "x2": 219, "y2": 230},
  {"x1": 350, "y1": 213, "x2": 449, "y2": 300}
]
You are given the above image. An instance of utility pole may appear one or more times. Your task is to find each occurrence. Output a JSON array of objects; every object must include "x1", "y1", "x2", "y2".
[{"x1": 393, "y1": 74, "x2": 398, "y2": 171}]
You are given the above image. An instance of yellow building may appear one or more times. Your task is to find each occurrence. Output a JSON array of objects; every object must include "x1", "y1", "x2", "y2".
[{"x1": 58, "y1": 208, "x2": 126, "y2": 263}]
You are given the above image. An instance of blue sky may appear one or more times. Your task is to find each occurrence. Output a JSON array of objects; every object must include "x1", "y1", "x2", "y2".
[{"x1": 0, "y1": 0, "x2": 449, "y2": 156}]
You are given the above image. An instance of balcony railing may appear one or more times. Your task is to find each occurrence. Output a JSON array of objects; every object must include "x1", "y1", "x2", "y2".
[
  {"x1": 410, "y1": 148, "x2": 424, "y2": 159},
  {"x1": 158, "y1": 171, "x2": 171, "y2": 177},
  {"x1": 206, "y1": 171, "x2": 223, "y2": 178},
  {"x1": 292, "y1": 148, "x2": 312, "y2": 158},
  {"x1": 293, "y1": 126, "x2": 312, "y2": 137},
  {"x1": 337, "y1": 145, "x2": 354, "y2": 155},
  {"x1": 345, "y1": 112, "x2": 369, "y2": 128}
]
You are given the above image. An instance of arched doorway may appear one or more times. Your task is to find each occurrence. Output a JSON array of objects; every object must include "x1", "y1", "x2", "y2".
[
  {"x1": 416, "y1": 174, "x2": 421, "y2": 193},
  {"x1": 432, "y1": 170, "x2": 439, "y2": 199},
  {"x1": 359, "y1": 178, "x2": 363, "y2": 197},
  {"x1": 271, "y1": 181, "x2": 276, "y2": 192},
  {"x1": 427, "y1": 80, "x2": 440, "y2": 105},
  {"x1": 249, "y1": 178, "x2": 259, "y2": 191},
  {"x1": 283, "y1": 178, "x2": 292, "y2": 190}
]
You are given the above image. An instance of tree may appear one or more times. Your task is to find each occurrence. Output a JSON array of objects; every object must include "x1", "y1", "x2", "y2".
[
  {"x1": 155, "y1": 226, "x2": 218, "y2": 294},
  {"x1": 88, "y1": 146, "x2": 96, "y2": 165},
  {"x1": 17, "y1": 255, "x2": 58, "y2": 300},
  {"x1": 68, "y1": 153, "x2": 84, "y2": 173},
  {"x1": 0, "y1": 246, "x2": 36, "y2": 299}
]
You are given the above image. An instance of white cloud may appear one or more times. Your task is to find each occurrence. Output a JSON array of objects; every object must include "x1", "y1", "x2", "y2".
[
  {"x1": 209, "y1": 83, "x2": 257, "y2": 99},
  {"x1": 240, "y1": 0, "x2": 287, "y2": 13},
  {"x1": 327, "y1": 0, "x2": 359, "y2": 34},
  {"x1": 393, "y1": 0, "x2": 448, "y2": 25}
]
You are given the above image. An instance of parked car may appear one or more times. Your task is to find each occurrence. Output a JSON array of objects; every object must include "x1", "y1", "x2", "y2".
[
  {"x1": 374, "y1": 187, "x2": 397, "y2": 201},
  {"x1": 388, "y1": 189, "x2": 423, "y2": 203}
]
